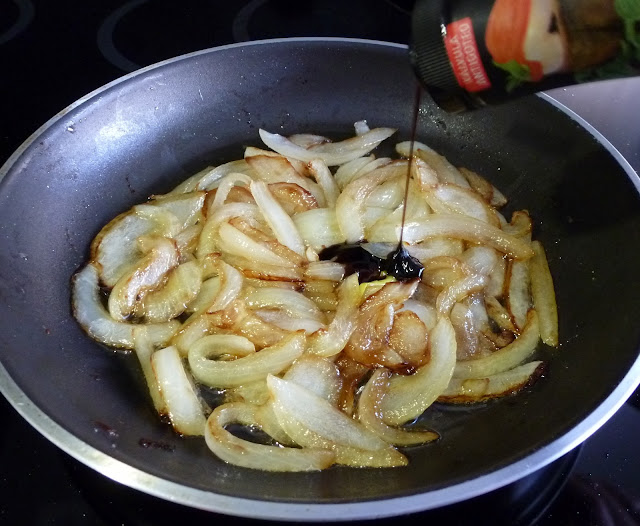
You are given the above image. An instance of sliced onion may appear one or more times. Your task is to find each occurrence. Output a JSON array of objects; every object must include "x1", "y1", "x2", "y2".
[
  {"x1": 529, "y1": 241, "x2": 558, "y2": 347},
  {"x1": 185, "y1": 277, "x2": 221, "y2": 314},
  {"x1": 307, "y1": 274, "x2": 361, "y2": 357},
  {"x1": 304, "y1": 261, "x2": 345, "y2": 281},
  {"x1": 440, "y1": 360, "x2": 545, "y2": 403},
  {"x1": 381, "y1": 316, "x2": 458, "y2": 426},
  {"x1": 250, "y1": 180, "x2": 305, "y2": 256},
  {"x1": 245, "y1": 287, "x2": 324, "y2": 322},
  {"x1": 72, "y1": 264, "x2": 179, "y2": 349},
  {"x1": 436, "y1": 273, "x2": 487, "y2": 317},
  {"x1": 206, "y1": 260, "x2": 243, "y2": 313},
  {"x1": 459, "y1": 246, "x2": 500, "y2": 276},
  {"x1": 90, "y1": 211, "x2": 156, "y2": 287},
  {"x1": 151, "y1": 191, "x2": 206, "y2": 229},
  {"x1": 307, "y1": 158, "x2": 340, "y2": 207},
  {"x1": 270, "y1": 403, "x2": 408, "y2": 468},
  {"x1": 399, "y1": 214, "x2": 535, "y2": 260},
  {"x1": 108, "y1": 236, "x2": 180, "y2": 320},
  {"x1": 267, "y1": 375, "x2": 387, "y2": 451},
  {"x1": 267, "y1": 182, "x2": 318, "y2": 215},
  {"x1": 245, "y1": 154, "x2": 325, "y2": 206},
  {"x1": 292, "y1": 208, "x2": 346, "y2": 251},
  {"x1": 334, "y1": 155, "x2": 375, "y2": 189},
  {"x1": 195, "y1": 160, "x2": 254, "y2": 191},
  {"x1": 151, "y1": 345, "x2": 208, "y2": 436},
  {"x1": 224, "y1": 378, "x2": 270, "y2": 405},
  {"x1": 284, "y1": 354, "x2": 342, "y2": 405},
  {"x1": 197, "y1": 202, "x2": 262, "y2": 257},
  {"x1": 259, "y1": 127, "x2": 396, "y2": 166},
  {"x1": 253, "y1": 309, "x2": 324, "y2": 333},
  {"x1": 485, "y1": 295, "x2": 517, "y2": 332},
  {"x1": 204, "y1": 402, "x2": 334, "y2": 471},
  {"x1": 398, "y1": 299, "x2": 437, "y2": 331},
  {"x1": 189, "y1": 332, "x2": 305, "y2": 388},
  {"x1": 217, "y1": 222, "x2": 294, "y2": 267},
  {"x1": 132, "y1": 327, "x2": 166, "y2": 413},
  {"x1": 506, "y1": 259, "x2": 531, "y2": 331},
  {"x1": 336, "y1": 163, "x2": 407, "y2": 243},
  {"x1": 133, "y1": 204, "x2": 182, "y2": 238},
  {"x1": 425, "y1": 184, "x2": 501, "y2": 226},
  {"x1": 354, "y1": 120, "x2": 370, "y2": 135},
  {"x1": 287, "y1": 133, "x2": 330, "y2": 149},
  {"x1": 396, "y1": 141, "x2": 470, "y2": 187},
  {"x1": 209, "y1": 172, "x2": 252, "y2": 210},
  {"x1": 357, "y1": 369, "x2": 439, "y2": 446},
  {"x1": 138, "y1": 260, "x2": 202, "y2": 322},
  {"x1": 366, "y1": 176, "x2": 405, "y2": 209},
  {"x1": 458, "y1": 166, "x2": 507, "y2": 208},
  {"x1": 454, "y1": 310, "x2": 540, "y2": 379}
]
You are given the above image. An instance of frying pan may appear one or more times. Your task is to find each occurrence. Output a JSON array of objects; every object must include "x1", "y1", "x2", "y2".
[{"x1": 1, "y1": 38, "x2": 640, "y2": 521}]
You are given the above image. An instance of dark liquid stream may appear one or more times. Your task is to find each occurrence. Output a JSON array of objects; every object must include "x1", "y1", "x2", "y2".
[{"x1": 320, "y1": 84, "x2": 424, "y2": 281}]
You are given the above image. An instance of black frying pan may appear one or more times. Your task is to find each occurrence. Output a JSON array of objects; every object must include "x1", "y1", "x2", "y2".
[{"x1": 1, "y1": 38, "x2": 640, "y2": 520}]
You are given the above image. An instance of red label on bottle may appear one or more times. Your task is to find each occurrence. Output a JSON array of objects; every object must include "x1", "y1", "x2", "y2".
[{"x1": 443, "y1": 17, "x2": 491, "y2": 93}]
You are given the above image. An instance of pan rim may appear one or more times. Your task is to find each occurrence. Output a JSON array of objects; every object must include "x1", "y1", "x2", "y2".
[{"x1": 1, "y1": 37, "x2": 640, "y2": 521}]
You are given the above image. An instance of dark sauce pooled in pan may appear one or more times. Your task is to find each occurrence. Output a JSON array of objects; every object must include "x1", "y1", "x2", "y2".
[{"x1": 319, "y1": 85, "x2": 425, "y2": 283}]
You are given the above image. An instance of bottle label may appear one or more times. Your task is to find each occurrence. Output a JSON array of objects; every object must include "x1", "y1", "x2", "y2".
[
  {"x1": 443, "y1": 17, "x2": 492, "y2": 92},
  {"x1": 447, "y1": 0, "x2": 639, "y2": 94}
]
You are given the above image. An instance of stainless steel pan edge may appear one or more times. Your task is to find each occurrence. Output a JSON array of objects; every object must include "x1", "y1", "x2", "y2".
[{"x1": 1, "y1": 38, "x2": 640, "y2": 521}]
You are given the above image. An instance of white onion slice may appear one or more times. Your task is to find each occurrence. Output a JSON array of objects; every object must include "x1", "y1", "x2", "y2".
[
  {"x1": 90, "y1": 211, "x2": 156, "y2": 287},
  {"x1": 307, "y1": 158, "x2": 340, "y2": 207},
  {"x1": 250, "y1": 180, "x2": 305, "y2": 256},
  {"x1": 284, "y1": 354, "x2": 342, "y2": 405},
  {"x1": 436, "y1": 273, "x2": 487, "y2": 317},
  {"x1": 188, "y1": 332, "x2": 305, "y2": 388},
  {"x1": 204, "y1": 402, "x2": 334, "y2": 471},
  {"x1": 399, "y1": 214, "x2": 535, "y2": 260},
  {"x1": 140, "y1": 260, "x2": 203, "y2": 322},
  {"x1": 304, "y1": 261, "x2": 345, "y2": 282},
  {"x1": 454, "y1": 310, "x2": 540, "y2": 379},
  {"x1": 108, "y1": 236, "x2": 180, "y2": 320},
  {"x1": 270, "y1": 402, "x2": 407, "y2": 468},
  {"x1": 381, "y1": 316, "x2": 458, "y2": 426},
  {"x1": 72, "y1": 264, "x2": 179, "y2": 349},
  {"x1": 151, "y1": 345, "x2": 208, "y2": 436},
  {"x1": 210, "y1": 172, "x2": 252, "y2": 210},
  {"x1": 292, "y1": 208, "x2": 346, "y2": 251},
  {"x1": 396, "y1": 141, "x2": 470, "y2": 187},
  {"x1": 529, "y1": 241, "x2": 558, "y2": 347},
  {"x1": 132, "y1": 328, "x2": 166, "y2": 413},
  {"x1": 195, "y1": 160, "x2": 254, "y2": 191},
  {"x1": 217, "y1": 222, "x2": 293, "y2": 267},
  {"x1": 334, "y1": 155, "x2": 375, "y2": 189},
  {"x1": 245, "y1": 287, "x2": 324, "y2": 321},
  {"x1": 335, "y1": 163, "x2": 406, "y2": 243},
  {"x1": 206, "y1": 260, "x2": 243, "y2": 313},
  {"x1": 259, "y1": 127, "x2": 396, "y2": 166},
  {"x1": 358, "y1": 369, "x2": 439, "y2": 446},
  {"x1": 151, "y1": 191, "x2": 206, "y2": 230},
  {"x1": 440, "y1": 361, "x2": 545, "y2": 403},
  {"x1": 308, "y1": 274, "x2": 360, "y2": 357},
  {"x1": 253, "y1": 310, "x2": 325, "y2": 333},
  {"x1": 267, "y1": 375, "x2": 387, "y2": 451}
]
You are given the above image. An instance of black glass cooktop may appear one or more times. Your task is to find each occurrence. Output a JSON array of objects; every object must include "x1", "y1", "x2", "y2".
[{"x1": 1, "y1": 1, "x2": 640, "y2": 525}]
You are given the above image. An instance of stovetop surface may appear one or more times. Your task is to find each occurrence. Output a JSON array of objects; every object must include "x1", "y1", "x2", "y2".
[{"x1": 1, "y1": 1, "x2": 640, "y2": 525}]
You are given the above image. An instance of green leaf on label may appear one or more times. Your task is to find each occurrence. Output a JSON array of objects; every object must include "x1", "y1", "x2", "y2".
[
  {"x1": 615, "y1": 0, "x2": 640, "y2": 21},
  {"x1": 493, "y1": 60, "x2": 531, "y2": 92}
]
